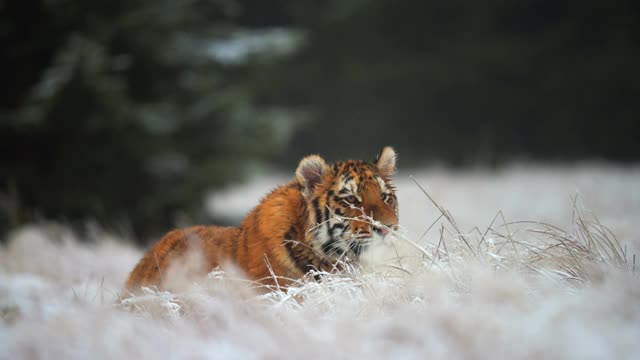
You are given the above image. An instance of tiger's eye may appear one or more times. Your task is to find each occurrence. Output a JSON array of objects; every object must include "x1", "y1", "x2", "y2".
[{"x1": 344, "y1": 195, "x2": 358, "y2": 205}]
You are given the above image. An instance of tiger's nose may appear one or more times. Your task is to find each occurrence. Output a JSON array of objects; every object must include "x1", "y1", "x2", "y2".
[{"x1": 376, "y1": 227, "x2": 389, "y2": 236}]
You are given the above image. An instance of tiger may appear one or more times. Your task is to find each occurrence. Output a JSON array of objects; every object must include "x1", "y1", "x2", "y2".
[{"x1": 124, "y1": 146, "x2": 399, "y2": 292}]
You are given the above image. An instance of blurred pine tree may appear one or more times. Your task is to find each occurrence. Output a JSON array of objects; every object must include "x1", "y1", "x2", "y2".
[
  {"x1": 0, "y1": 0, "x2": 298, "y2": 240},
  {"x1": 2, "y1": 0, "x2": 638, "y2": 240}
]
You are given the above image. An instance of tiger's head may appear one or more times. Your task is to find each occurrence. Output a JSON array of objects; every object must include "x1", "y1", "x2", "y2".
[{"x1": 296, "y1": 146, "x2": 399, "y2": 259}]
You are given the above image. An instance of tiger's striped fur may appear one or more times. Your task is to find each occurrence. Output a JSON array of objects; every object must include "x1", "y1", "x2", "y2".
[{"x1": 125, "y1": 146, "x2": 399, "y2": 292}]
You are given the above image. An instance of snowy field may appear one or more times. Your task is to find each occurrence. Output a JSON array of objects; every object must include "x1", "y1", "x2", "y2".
[{"x1": 1, "y1": 163, "x2": 639, "y2": 359}]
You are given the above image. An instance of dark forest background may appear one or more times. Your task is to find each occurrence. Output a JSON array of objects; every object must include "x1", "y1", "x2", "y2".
[{"x1": 1, "y1": 0, "x2": 639, "y2": 242}]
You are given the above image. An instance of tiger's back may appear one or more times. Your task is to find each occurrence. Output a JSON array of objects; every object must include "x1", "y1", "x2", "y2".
[{"x1": 125, "y1": 225, "x2": 241, "y2": 290}]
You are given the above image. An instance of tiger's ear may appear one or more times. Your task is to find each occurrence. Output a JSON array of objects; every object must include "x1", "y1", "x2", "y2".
[
  {"x1": 296, "y1": 155, "x2": 329, "y2": 197},
  {"x1": 375, "y1": 146, "x2": 396, "y2": 178}
]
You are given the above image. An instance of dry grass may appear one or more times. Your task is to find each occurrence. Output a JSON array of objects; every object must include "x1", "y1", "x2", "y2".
[{"x1": 1, "y1": 164, "x2": 640, "y2": 359}]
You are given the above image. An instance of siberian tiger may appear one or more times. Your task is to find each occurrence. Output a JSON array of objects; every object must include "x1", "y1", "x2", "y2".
[{"x1": 125, "y1": 146, "x2": 399, "y2": 291}]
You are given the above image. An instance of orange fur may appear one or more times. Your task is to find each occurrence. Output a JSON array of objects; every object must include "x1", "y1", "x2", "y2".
[{"x1": 125, "y1": 146, "x2": 399, "y2": 292}]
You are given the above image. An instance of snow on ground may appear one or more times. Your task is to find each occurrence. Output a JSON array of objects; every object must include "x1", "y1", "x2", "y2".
[{"x1": 2, "y1": 163, "x2": 640, "y2": 359}]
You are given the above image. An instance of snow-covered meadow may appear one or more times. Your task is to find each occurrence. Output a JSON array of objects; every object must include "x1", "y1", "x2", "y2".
[{"x1": 2, "y1": 163, "x2": 639, "y2": 359}]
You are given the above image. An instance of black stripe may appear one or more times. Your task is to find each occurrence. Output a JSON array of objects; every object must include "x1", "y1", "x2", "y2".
[
  {"x1": 324, "y1": 207, "x2": 331, "y2": 224},
  {"x1": 326, "y1": 209, "x2": 334, "y2": 241},
  {"x1": 332, "y1": 223, "x2": 345, "y2": 231},
  {"x1": 284, "y1": 227, "x2": 295, "y2": 240},
  {"x1": 349, "y1": 241, "x2": 363, "y2": 256},
  {"x1": 321, "y1": 237, "x2": 335, "y2": 254},
  {"x1": 283, "y1": 227, "x2": 311, "y2": 275},
  {"x1": 312, "y1": 198, "x2": 323, "y2": 225},
  {"x1": 324, "y1": 200, "x2": 337, "y2": 254},
  {"x1": 285, "y1": 240, "x2": 311, "y2": 275},
  {"x1": 321, "y1": 237, "x2": 344, "y2": 256},
  {"x1": 349, "y1": 241, "x2": 368, "y2": 256}
]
